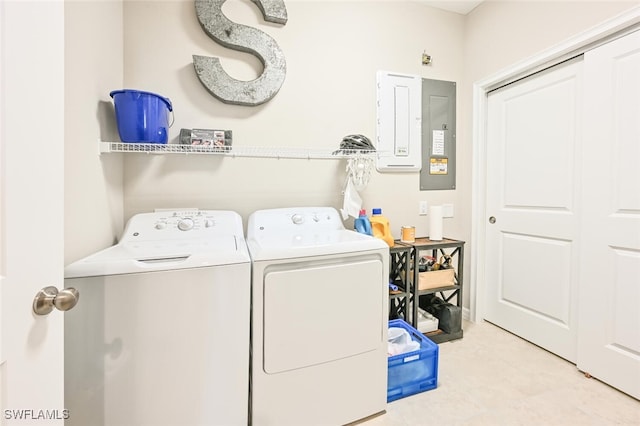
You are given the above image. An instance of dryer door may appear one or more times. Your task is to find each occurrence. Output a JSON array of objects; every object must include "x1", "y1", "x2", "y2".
[{"x1": 263, "y1": 257, "x2": 384, "y2": 374}]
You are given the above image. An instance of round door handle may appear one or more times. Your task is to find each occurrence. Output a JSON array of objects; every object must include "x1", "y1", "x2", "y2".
[
  {"x1": 489, "y1": 216, "x2": 496, "y2": 224},
  {"x1": 33, "y1": 286, "x2": 80, "y2": 316}
]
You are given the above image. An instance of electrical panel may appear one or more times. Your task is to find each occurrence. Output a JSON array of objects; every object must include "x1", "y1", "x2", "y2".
[{"x1": 420, "y1": 78, "x2": 456, "y2": 190}]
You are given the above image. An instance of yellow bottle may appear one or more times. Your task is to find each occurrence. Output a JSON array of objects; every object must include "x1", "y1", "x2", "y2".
[{"x1": 370, "y1": 208, "x2": 395, "y2": 247}]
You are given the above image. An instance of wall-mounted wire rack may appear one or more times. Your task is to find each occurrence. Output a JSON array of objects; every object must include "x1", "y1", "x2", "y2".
[{"x1": 100, "y1": 142, "x2": 383, "y2": 160}]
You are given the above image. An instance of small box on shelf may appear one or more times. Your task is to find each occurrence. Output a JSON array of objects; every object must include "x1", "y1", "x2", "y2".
[{"x1": 418, "y1": 269, "x2": 455, "y2": 290}]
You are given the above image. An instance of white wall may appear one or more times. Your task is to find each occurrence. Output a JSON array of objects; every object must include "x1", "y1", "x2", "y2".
[
  {"x1": 463, "y1": 1, "x2": 638, "y2": 82},
  {"x1": 120, "y1": 0, "x2": 466, "y2": 237},
  {"x1": 64, "y1": 1, "x2": 124, "y2": 265}
]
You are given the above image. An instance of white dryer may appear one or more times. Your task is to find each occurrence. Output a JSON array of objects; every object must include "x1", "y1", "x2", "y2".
[
  {"x1": 64, "y1": 210, "x2": 250, "y2": 426},
  {"x1": 247, "y1": 207, "x2": 389, "y2": 426}
]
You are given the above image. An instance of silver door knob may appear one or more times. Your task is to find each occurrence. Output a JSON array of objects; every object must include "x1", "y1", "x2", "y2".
[
  {"x1": 489, "y1": 216, "x2": 496, "y2": 224},
  {"x1": 33, "y1": 286, "x2": 79, "y2": 315}
]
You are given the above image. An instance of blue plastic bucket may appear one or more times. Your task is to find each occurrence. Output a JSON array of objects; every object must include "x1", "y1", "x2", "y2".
[{"x1": 110, "y1": 89, "x2": 173, "y2": 144}]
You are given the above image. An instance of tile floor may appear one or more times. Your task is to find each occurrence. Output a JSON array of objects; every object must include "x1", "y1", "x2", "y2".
[{"x1": 365, "y1": 320, "x2": 640, "y2": 425}]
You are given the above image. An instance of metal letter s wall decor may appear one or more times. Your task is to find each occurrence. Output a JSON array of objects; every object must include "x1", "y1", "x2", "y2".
[{"x1": 193, "y1": 0, "x2": 288, "y2": 106}]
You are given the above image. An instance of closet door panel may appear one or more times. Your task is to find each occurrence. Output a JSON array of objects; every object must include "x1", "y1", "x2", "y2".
[
  {"x1": 485, "y1": 59, "x2": 583, "y2": 363},
  {"x1": 578, "y1": 30, "x2": 640, "y2": 400}
]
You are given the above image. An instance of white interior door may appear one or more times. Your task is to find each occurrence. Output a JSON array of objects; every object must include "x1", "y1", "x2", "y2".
[
  {"x1": 485, "y1": 59, "x2": 583, "y2": 362},
  {"x1": 577, "y1": 30, "x2": 640, "y2": 400},
  {"x1": 0, "y1": 1, "x2": 66, "y2": 423}
]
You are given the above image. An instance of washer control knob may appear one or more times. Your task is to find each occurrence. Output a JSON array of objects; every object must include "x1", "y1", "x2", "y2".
[
  {"x1": 155, "y1": 222, "x2": 167, "y2": 230},
  {"x1": 204, "y1": 219, "x2": 215, "y2": 228},
  {"x1": 292, "y1": 214, "x2": 304, "y2": 225},
  {"x1": 177, "y1": 218, "x2": 194, "y2": 231}
]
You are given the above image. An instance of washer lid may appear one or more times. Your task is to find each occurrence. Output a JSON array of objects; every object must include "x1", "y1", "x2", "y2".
[
  {"x1": 65, "y1": 209, "x2": 250, "y2": 278},
  {"x1": 65, "y1": 235, "x2": 249, "y2": 278},
  {"x1": 64, "y1": 235, "x2": 251, "y2": 278}
]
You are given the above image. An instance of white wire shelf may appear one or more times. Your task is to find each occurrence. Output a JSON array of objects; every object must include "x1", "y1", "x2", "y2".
[{"x1": 100, "y1": 142, "x2": 383, "y2": 160}]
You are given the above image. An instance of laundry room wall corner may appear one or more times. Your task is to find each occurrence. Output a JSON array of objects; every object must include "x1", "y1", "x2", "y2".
[{"x1": 64, "y1": 1, "x2": 125, "y2": 265}]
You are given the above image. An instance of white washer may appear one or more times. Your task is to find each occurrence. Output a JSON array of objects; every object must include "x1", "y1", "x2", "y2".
[
  {"x1": 64, "y1": 210, "x2": 250, "y2": 426},
  {"x1": 247, "y1": 207, "x2": 389, "y2": 426}
]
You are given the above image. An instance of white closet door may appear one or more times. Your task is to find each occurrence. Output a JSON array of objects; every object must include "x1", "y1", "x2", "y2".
[
  {"x1": 578, "y1": 30, "x2": 640, "y2": 400},
  {"x1": 485, "y1": 59, "x2": 583, "y2": 362},
  {"x1": 1, "y1": 1, "x2": 66, "y2": 421}
]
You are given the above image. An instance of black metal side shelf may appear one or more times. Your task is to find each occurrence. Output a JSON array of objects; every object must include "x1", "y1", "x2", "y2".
[
  {"x1": 388, "y1": 244, "x2": 412, "y2": 322},
  {"x1": 397, "y1": 237, "x2": 465, "y2": 344}
]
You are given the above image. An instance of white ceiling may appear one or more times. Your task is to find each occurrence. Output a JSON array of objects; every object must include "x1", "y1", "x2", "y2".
[
  {"x1": 422, "y1": 1, "x2": 484, "y2": 15},
  {"x1": 288, "y1": 0, "x2": 484, "y2": 15}
]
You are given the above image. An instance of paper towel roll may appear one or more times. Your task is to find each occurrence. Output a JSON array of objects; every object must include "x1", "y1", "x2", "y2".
[{"x1": 429, "y1": 205, "x2": 443, "y2": 241}]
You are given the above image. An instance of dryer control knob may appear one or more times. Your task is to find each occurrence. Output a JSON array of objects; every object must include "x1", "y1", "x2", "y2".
[
  {"x1": 178, "y1": 218, "x2": 194, "y2": 231},
  {"x1": 292, "y1": 214, "x2": 304, "y2": 225},
  {"x1": 155, "y1": 222, "x2": 167, "y2": 230},
  {"x1": 204, "y1": 219, "x2": 215, "y2": 228}
]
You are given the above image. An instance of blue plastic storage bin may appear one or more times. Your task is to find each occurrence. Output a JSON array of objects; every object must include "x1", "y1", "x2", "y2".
[
  {"x1": 387, "y1": 319, "x2": 439, "y2": 402},
  {"x1": 110, "y1": 89, "x2": 173, "y2": 143}
]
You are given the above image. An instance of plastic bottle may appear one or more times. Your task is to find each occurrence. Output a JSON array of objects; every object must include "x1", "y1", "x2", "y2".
[
  {"x1": 370, "y1": 208, "x2": 395, "y2": 247},
  {"x1": 354, "y1": 209, "x2": 373, "y2": 236}
]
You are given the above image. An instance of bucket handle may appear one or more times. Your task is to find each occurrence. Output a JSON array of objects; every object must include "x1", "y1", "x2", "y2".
[{"x1": 160, "y1": 95, "x2": 174, "y2": 128}]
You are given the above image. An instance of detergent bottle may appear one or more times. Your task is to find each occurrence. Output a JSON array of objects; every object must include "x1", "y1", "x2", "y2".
[
  {"x1": 354, "y1": 209, "x2": 372, "y2": 236},
  {"x1": 370, "y1": 208, "x2": 394, "y2": 247}
]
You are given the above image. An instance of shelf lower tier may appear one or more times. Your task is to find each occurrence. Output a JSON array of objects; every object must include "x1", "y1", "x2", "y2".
[
  {"x1": 389, "y1": 292, "x2": 408, "y2": 299},
  {"x1": 416, "y1": 284, "x2": 461, "y2": 295},
  {"x1": 424, "y1": 329, "x2": 463, "y2": 344}
]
